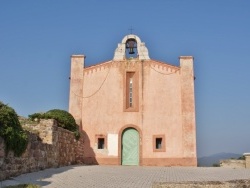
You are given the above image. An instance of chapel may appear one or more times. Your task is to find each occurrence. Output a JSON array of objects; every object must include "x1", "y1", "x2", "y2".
[{"x1": 69, "y1": 34, "x2": 197, "y2": 166}]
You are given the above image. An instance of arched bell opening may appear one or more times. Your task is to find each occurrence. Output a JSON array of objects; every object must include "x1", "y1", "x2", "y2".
[
  {"x1": 113, "y1": 34, "x2": 150, "y2": 61},
  {"x1": 125, "y1": 38, "x2": 138, "y2": 59}
]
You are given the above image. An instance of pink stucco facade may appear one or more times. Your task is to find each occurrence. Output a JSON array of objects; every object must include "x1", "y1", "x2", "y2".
[{"x1": 69, "y1": 35, "x2": 197, "y2": 166}]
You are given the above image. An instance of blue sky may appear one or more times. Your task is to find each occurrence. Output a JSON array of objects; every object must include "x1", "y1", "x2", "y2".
[{"x1": 0, "y1": 1, "x2": 249, "y2": 157}]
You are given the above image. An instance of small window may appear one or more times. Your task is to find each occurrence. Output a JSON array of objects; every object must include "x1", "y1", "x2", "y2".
[
  {"x1": 98, "y1": 138, "x2": 105, "y2": 149},
  {"x1": 124, "y1": 71, "x2": 139, "y2": 112},
  {"x1": 129, "y1": 78, "x2": 133, "y2": 107},
  {"x1": 156, "y1": 138, "x2": 162, "y2": 149},
  {"x1": 153, "y1": 135, "x2": 166, "y2": 152}
]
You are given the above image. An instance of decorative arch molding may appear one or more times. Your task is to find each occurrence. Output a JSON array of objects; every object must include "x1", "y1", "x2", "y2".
[
  {"x1": 121, "y1": 34, "x2": 142, "y2": 44},
  {"x1": 118, "y1": 124, "x2": 143, "y2": 165},
  {"x1": 113, "y1": 34, "x2": 150, "y2": 61}
]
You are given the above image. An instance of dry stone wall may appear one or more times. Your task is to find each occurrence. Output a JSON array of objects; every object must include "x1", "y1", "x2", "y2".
[
  {"x1": 153, "y1": 179, "x2": 250, "y2": 188},
  {"x1": 245, "y1": 155, "x2": 250, "y2": 168},
  {"x1": 220, "y1": 159, "x2": 245, "y2": 168},
  {"x1": 0, "y1": 119, "x2": 84, "y2": 181}
]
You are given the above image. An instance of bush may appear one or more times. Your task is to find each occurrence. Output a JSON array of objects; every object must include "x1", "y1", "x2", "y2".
[
  {"x1": 0, "y1": 101, "x2": 28, "y2": 156},
  {"x1": 238, "y1": 156, "x2": 246, "y2": 160},
  {"x1": 28, "y1": 113, "x2": 44, "y2": 121},
  {"x1": 212, "y1": 163, "x2": 220, "y2": 167},
  {"x1": 29, "y1": 109, "x2": 80, "y2": 140},
  {"x1": 44, "y1": 109, "x2": 77, "y2": 132}
]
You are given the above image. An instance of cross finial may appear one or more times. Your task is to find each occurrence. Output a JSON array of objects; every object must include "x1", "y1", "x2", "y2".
[{"x1": 129, "y1": 26, "x2": 134, "y2": 34}]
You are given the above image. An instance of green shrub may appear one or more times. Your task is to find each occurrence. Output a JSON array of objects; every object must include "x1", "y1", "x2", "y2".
[
  {"x1": 44, "y1": 109, "x2": 77, "y2": 132},
  {"x1": 212, "y1": 163, "x2": 220, "y2": 167},
  {"x1": 238, "y1": 156, "x2": 246, "y2": 160},
  {"x1": 28, "y1": 113, "x2": 44, "y2": 122},
  {"x1": 29, "y1": 109, "x2": 80, "y2": 140},
  {"x1": 0, "y1": 101, "x2": 28, "y2": 156},
  {"x1": 74, "y1": 130, "x2": 80, "y2": 140}
]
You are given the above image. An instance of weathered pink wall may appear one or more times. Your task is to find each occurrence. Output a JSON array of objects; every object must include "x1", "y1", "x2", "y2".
[
  {"x1": 142, "y1": 60, "x2": 183, "y2": 160},
  {"x1": 69, "y1": 57, "x2": 197, "y2": 166}
]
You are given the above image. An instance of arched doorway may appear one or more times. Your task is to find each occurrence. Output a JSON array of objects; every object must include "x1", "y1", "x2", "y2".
[{"x1": 121, "y1": 128, "x2": 139, "y2": 165}]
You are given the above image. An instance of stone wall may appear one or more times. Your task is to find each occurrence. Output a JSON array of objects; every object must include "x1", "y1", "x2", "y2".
[
  {"x1": 244, "y1": 154, "x2": 250, "y2": 168},
  {"x1": 0, "y1": 119, "x2": 84, "y2": 181},
  {"x1": 220, "y1": 159, "x2": 245, "y2": 168},
  {"x1": 153, "y1": 179, "x2": 250, "y2": 188}
]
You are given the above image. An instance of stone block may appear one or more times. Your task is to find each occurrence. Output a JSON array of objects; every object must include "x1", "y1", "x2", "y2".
[{"x1": 244, "y1": 153, "x2": 250, "y2": 168}]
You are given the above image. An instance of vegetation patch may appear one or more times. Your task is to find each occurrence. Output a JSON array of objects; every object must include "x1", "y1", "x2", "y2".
[
  {"x1": 29, "y1": 109, "x2": 80, "y2": 140},
  {"x1": 238, "y1": 155, "x2": 246, "y2": 160},
  {"x1": 0, "y1": 101, "x2": 28, "y2": 157}
]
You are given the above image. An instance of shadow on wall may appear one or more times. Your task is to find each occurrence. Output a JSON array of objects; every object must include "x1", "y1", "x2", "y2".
[{"x1": 81, "y1": 130, "x2": 98, "y2": 165}]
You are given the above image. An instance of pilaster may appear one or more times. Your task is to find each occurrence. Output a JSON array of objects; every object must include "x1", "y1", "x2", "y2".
[
  {"x1": 180, "y1": 56, "x2": 197, "y2": 163},
  {"x1": 69, "y1": 55, "x2": 85, "y2": 126}
]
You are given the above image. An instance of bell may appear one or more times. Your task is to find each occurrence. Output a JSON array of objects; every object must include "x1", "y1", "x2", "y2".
[
  {"x1": 129, "y1": 46, "x2": 135, "y2": 54},
  {"x1": 126, "y1": 40, "x2": 136, "y2": 54}
]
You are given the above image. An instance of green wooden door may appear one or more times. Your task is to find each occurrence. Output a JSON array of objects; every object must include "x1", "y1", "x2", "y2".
[{"x1": 122, "y1": 128, "x2": 139, "y2": 165}]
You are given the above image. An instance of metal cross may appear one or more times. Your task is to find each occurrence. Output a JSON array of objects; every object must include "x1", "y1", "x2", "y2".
[{"x1": 129, "y1": 26, "x2": 134, "y2": 34}]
